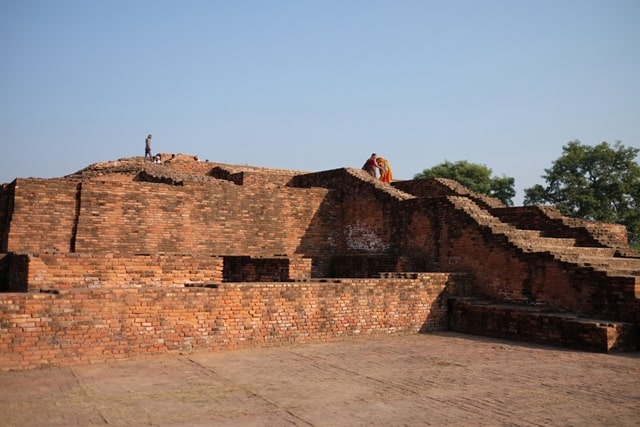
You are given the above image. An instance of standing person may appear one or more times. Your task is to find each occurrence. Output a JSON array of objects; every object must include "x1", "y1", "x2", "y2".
[
  {"x1": 145, "y1": 134, "x2": 153, "y2": 161},
  {"x1": 362, "y1": 153, "x2": 380, "y2": 178},
  {"x1": 376, "y1": 156, "x2": 393, "y2": 183}
]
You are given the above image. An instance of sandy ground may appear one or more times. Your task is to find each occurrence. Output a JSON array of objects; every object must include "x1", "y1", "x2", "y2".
[{"x1": 1, "y1": 332, "x2": 638, "y2": 426}]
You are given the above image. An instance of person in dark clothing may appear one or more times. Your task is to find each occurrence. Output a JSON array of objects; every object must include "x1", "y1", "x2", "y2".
[{"x1": 145, "y1": 134, "x2": 153, "y2": 161}]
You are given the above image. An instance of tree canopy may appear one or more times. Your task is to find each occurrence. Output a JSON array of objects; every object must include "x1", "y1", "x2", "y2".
[
  {"x1": 524, "y1": 140, "x2": 640, "y2": 247},
  {"x1": 414, "y1": 160, "x2": 516, "y2": 206}
]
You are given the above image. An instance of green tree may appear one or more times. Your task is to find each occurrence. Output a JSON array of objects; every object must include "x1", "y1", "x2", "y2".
[
  {"x1": 414, "y1": 160, "x2": 516, "y2": 206},
  {"x1": 524, "y1": 140, "x2": 640, "y2": 247}
]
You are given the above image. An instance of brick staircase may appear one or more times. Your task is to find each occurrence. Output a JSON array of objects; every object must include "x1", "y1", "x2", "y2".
[
  {"x1": 448, "y1": 297, "x2": 638, "y2": 352},
  {"x1": 443, "y1": 195, "x2": 640, "y2": 352}
]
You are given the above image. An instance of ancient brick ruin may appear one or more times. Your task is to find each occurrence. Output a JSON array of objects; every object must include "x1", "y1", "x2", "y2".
[{"x1": 1, "y1": 154, "x2": 638, "y2": 370}]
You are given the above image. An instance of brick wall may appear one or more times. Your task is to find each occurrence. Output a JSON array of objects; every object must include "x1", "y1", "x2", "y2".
[
  {"x1": 25, "y1": 253, "x2": 224, "y2": 291},
  {"x1": 73, "y1": 180, "x2": 331, "y2": 257},
  {"x1": 18, "y1": 254, "x2": 313, "y2": 292},
  {"x1": 290, "y1": 168, "x2": 417, "y2": 274},
  {"x1": 0, "y1": 274, "x2": 456, "y2": 371},
  {"x1": 6, "y1": 179, "x2": 79, "y2": 253}
]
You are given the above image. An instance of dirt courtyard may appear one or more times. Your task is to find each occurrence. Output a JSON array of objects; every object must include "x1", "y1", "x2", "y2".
[{"x1": 1, "y1": 332, "x2": 638, "y2": 426}]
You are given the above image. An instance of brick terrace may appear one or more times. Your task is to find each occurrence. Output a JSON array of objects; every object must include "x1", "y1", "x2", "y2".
[{"x1": 0, "y1": 154, "x2": 639, "y2": 370}]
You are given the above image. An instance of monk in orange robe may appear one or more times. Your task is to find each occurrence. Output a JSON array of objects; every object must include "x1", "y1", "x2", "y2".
[{"x1": 376, "y1": 157, "x2": 393, "y2": 183}]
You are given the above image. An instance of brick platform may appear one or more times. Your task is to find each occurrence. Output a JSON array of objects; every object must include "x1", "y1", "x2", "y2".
[{"x1": 0, "y1": 333, "x2": 638, "y2": 426}]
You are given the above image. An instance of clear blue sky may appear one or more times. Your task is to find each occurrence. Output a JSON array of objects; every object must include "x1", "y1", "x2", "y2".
[{"x1": 1, "y1": 0, "x2": 639, "y2": 204}]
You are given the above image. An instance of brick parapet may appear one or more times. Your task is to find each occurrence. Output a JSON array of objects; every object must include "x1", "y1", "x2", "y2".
[{"x1": 0, "y1": 275, "x2": 454, "y2": 371}]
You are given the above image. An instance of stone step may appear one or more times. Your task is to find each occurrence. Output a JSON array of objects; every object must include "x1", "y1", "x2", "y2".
[
  {"x1": 555, "y1": 254, "x2": 640, "y2": 275},
  {"x1": 603, "y1": 269, "x2": 640, "y2": 279},
  {"x1": 448, "y1": 297, "x2": 639, "y2": 353},
  {"x1": 550, "y1": 246, "x2": 618, "y2": 257},
  {"x1": 512, "y1": 236, "x2": 578, "y2": 252},
  {"x1": 558, "y1": 254, "x2": 640, "y2": 270},
  {"x1": 517, "y1": 245, "x2": 616, "y2": 260}
]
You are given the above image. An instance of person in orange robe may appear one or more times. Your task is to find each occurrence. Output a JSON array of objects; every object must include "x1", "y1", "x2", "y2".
[{"x1": 376, "y1": 157, "x2": 393, "y2": 183}]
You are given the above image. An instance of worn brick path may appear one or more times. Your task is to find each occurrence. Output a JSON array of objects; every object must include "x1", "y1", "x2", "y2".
[{"x1": 1, "y1": 332, "x2": 638, "y2": 426}]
